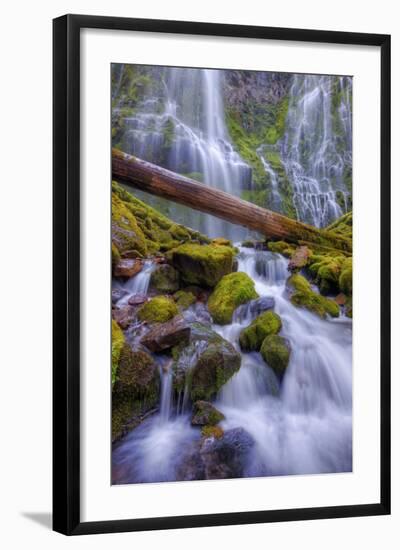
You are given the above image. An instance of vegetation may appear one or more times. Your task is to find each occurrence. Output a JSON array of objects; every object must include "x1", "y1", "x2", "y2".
[
  {"x1": 138, "y1": 296, "x2": 179, "y2": 324},
  {"x1": 239, "y1": 311, "x2": 282, "y2": 351}
]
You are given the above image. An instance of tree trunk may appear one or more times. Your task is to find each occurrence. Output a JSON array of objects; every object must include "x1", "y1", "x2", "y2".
[{"x1": 112, "y1": 148, "x2": 352, "y2": 253}]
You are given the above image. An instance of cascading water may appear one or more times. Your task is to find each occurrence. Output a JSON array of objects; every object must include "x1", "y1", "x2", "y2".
[
  {"x1": 112, "y1": 66, "x2": 352, "y2": 484},
  {"x1": 120, "y1": 67, "x2": 251, "y2": 240},
  {"x1": 113, "y1": 247, "x2": 352, "y2": 482},
  {"x1": 280, "y1": 75, "x2": 352, "y2": 226}
]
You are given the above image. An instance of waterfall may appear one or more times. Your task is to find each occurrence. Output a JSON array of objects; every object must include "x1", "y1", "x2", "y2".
[
  {"x1": 120, "y1": 67, "x2": 251, "y2": 240},
  {"x1": 280, "y1": 75, "x2": 352, "y2": 226},
  {"x1": 112, "y1": 260, "x2": 155, "y2": 307}
]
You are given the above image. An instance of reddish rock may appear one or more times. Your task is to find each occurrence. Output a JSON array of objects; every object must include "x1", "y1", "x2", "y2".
[
  {"x1": 141, "y1": 315, "x2": 191, "y2": 352},
  {"x1": 288, "y1": 246, "x2": 311, "y2": 271},
  {"x1": 112, "y1": 305, "x2": 136, "y2": 329},
  {"x1": 334, "y1": 292, "x2": 347, "y2": 306},
  {"x1": 114, "y1": 258, "x2": 143, "y2": 278},
  {"x1": 128, "y1": 294, "x2": 148, "y2": 306}
]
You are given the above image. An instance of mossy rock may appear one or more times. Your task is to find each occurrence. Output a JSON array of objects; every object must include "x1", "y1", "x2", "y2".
[
  {"x1": 339, "y1": 257, "x2": 352, "y2": 295},
  {"x1": 112, "y1": 347, "x2": 159, "y2": 441},
  {"x1": 138, "y1": 296, "x2": 179, "y2": 324},
  {"x1": 111, "y1": 319, "x2": 125, "y2": 386},
  {"x1": 239, "y1": 311, "x2": 282, "y2": 352},
  {"x1": 173, "y1": 290, "x2": 196, "y2": 310},
  {"x1": 171, "y1": 243, "x2": 234, "y2": 288},
  {"x1": 267, "y1": 241, "x2": 295, "y2": 257},
  {"x1": 287, "y1": 274, "x2": 340, "y2": 318},
  {"x1": 308, "y1": 254, "x2": 345, "y2": 295},
  {"x1": 208, "y1": 272, "x2": 259, "y2": 325},
  {"x1": 202, "y1": 425, "x2": 224, "y2": 439},
  {"x1": 173, "y1": 323, "x2": 241, "y2": 401},
  {"x1": 212, "y1": 237, "x2": 232, "y2": 247},
  {"x1": 112, "y1": 193, "x2": 147, "y2": 257},
  {"x1": 260, "y1": 334, "x2": 291, "y2": 377},
  {"x1": 150, "y1": 263, "x2": 180, "y2": 293},
  {"x1": 192, "y1": 401, "x2": 225, "y2": 426},
  {"x1": 111, "y1": 242, "x2": 121, "y2": 268}
]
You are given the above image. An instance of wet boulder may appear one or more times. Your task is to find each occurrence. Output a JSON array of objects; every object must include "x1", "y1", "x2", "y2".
[
  {"x1": 288, "y1": 246, "x2": 311, "y2": 271},
  {"x1": 112, "y1": 346, "x2": 159, "y2": 442},
  {"x1": 112, "y1": 305, "x2": 136, "y2": 329},
  {"x1": 233, "y1": 295, "x2": 275, "y2": 322},
  {"x1": 207, "y1": 272, "x2": 259, "y2": 325},
  {"x1": 112, "y1": 287, "x2": 128, "y2": 305},
  {"x1": 260, "y1": 334, "x2": 291, "y2": 377},
  {"x1": 173, "y1": 323, "x2": 241, "y2": 401},
  {"x1": 141, "y1": 315, "x2": 191, "y2": 352},
  {"x1": 239, "y1": 311, "x2": 282, "y2": 352},
  {"x1": 170, "y1": 243, "x2": 234, "y2": 287},
  {"x1": 177, "y1": 428, "x2": 254, "y2": 481},
  {"x1": 286, "y1": 273, "x2": 340, "y2": 318},
  {"x1": 150, "y1": 263, "x2": 180, "y2": 293},
  {"x1": 173, "y1": 290, "x2": 196, "y2": 310},
  {"x1": 114, "y1": 258, "x2": 143, "y2": 279},
  {"x1": 191, "y1": 401, "x2": 225, "y2": 426}
]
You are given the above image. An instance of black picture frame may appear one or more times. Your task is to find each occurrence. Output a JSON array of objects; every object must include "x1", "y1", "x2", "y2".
[{"x1": 53, "y1": 14, "x2": 391, "y2": 535}]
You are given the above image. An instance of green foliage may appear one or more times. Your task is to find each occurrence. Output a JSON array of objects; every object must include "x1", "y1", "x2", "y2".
[
  {"x1": 111, "y1": 192, "x2": 148, "y2": 257},
  {"x1": 138, "y1": 296, "x2": 179, "y2": 324},
  {"x1": 239, "y1": 311, "x2": 282, "y2": 351},
  {"x1": 260, "y1": 334, "x2": 291, "y2": 376},
  {"x1": 287, "y1": 274, "x2": 340, "y2": 318},
  {"x1": 208, "y1": 272, "x2": 259, "y2": 324},
  {"x1": 308, "y1": 255, "x2": 345, "y2": 295}
]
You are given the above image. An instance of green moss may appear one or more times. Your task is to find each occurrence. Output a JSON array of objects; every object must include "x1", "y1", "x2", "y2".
[
  {"x1": 171, "y1": 243, "x2": 234, "y2": 288},
  {"x1": 267, "y1": 241, "x2": 295, "y2": 257},
  {"x1": 111, "y1": 242, "x2": 121, "y2": 268},
  {"x1": 326, "y1": 211, "x2": 353, "y2": 239},
  {"x1": 202, "y1": 425, "x2": 224, "y2": 439},
  {"x1": 111, "y1": 319, "x2": 125, "y2": 386},
  {"x1": 239, "y1": 311, "x2": 282, "y2": 351},
  {"x1": 192, "y1": 400, "x2": 225, "y2": 426},
  {"x1": 308, "y1": 255, "x2": 345, "y2": 295},
  {"x1": 138, "y1": 296, "x2": 179, "y2": 324},
  {"x1": 112, "y1": 192, "x2": 148, "y2": 257},
  {"x1": 173, "y1": 290, "x2": 196, "y2": 310},
  {"x1": 260, "y1": 334, "x2": 291, "y2": 377},
  {"x1": 208, "y1": 272, "x2": 259, "y2": 325},
  {"x1": 150, "y1": 264, "x2": 180, "y2": 293},
  {"x1": 287, "y1": 274, "x2": 340, "y2": 318},
  {"x1": 112, "y1": 346, "x2": 159, "y2": 441},
  {"x1": 339, "y1": 257, "x2": 352, "y2": 295}
]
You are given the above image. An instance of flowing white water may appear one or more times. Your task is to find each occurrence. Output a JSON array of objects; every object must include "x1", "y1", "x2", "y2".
[
  {"x1": 121, "y1": 67, "x2": 250, "y2": 240},
  {"x1": 112, "y1": 248, "x2": 352, "y2": 482},
  {"x1": 280, "y1": 75, "x2": 352, "y2": 227},
  {"x1": 112, "y1": 260, "x2": 155, "y2": 307}
]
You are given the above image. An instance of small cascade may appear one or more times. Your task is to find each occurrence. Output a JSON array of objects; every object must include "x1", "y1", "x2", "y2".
[
  {"x1": 113, "y1": 260, "x2": 155, "y2": 307},
  {"x1": 257, "y1": 145, "x2": 283, "y2": 213}
]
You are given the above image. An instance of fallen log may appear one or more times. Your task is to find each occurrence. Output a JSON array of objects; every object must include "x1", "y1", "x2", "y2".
[{"x1": 112, "y1": 148, "x2": 352, "y2": 253}]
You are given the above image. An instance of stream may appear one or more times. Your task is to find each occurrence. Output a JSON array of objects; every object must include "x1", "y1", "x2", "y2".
[{"x1": 112, "y1": 247, "x2": 352, "y2": 483}]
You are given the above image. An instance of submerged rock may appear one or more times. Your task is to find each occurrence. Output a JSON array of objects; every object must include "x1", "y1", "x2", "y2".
[
  {"x1": 141, "y1": 316, "x2": 190, "y2": 352},
  {"x1": 177, "y1": 427, "x2": 254, "y2": 481},
  {"x1": 233, "y1": 295, "x2": 275, "y2": 322},
  {"x1": 171, "y1": 243, "x2": 234, "y2": 287},
  {"x1": 207, "y1": 272, "x2": 259, "y2": 325},
  {"x1": 239, "y1": 311, "x2": 282, "y2": 352},
  {"x1": 114, "y1": 258, "x2": 143, "y2": 279},
  {"x1": 260, "y1": 334, "x2": 291, "y2": 377},
  {"x1": 191, "y1": 401, "x2": 225, "y2": 426},
  {"x1": 150, "y1": 263, "x2": 180, "y2": 293},
  {"x1": 173, "y1": 323, "x2": 241, "y2": 401}
]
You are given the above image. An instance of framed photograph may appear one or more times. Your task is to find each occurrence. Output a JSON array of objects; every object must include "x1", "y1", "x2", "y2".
[{"x1": 53, "y1": 14, "x2": 391, "y2": 535}]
